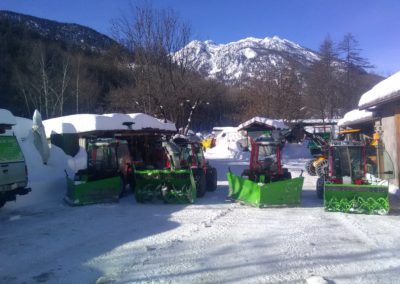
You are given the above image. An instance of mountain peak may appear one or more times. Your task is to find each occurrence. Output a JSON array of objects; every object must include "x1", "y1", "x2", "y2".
[
  {"x1": 0, "y1": 10, "x2": 117, "y2": 52},
  {"x1": 175, "y1": 36, "x2": 320, "y2": 83}
]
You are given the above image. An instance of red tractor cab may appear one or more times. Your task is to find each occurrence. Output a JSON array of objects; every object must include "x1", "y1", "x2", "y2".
[
  {"x1": 242, "y1": 137, "x2": 291, "y2": 183},
  {"x1": 327, "y1": 141, "x2": 367, "y2": 185},
  {"x1": 317, "y1": 138, "x2": 394, "y2": 214},
  {"x1": 173, "y1": 135, "x2": 218, "y2": 197}
]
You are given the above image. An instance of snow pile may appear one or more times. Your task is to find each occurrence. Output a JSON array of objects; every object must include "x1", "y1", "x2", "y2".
[
  {"x1": 7, "y1": 117, "x2": 85, "y2": 209},
  {"x1": 43, "y1": 112, "x2": 176, "y2": 137},
  {"x1": 13, "y1": 117, "x2": 33, "y2": 139},
  {"x1": 238, "y1": 116, "x2": 288, "y2": 130},
  {"x1": 32, "y1": 110, "x2": 50, "y2": 164},
  {"x1": 0, "y1": 108, "x2": 17, "y2": 125},
  {"x1": 358, "y1": 71, "x2": 400, "y2": 108},
  {"x1": 205, "y1": 127, "x2": 249, "y2": 160},
  {"x1": 337, "y1": 109, "x2": 374, "y2": 127},
  {"x1": 306, "y1": 276, "x2": 330, "y2": 284}
]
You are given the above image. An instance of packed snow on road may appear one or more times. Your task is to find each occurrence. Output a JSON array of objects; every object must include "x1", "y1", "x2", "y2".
[{"x1": 1, "y1": 117, "x2": 400, "y2": 284}]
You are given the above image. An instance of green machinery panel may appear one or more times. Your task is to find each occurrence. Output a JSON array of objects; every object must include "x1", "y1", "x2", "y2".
[
  {"x1": 65, "y1": 176, "x2": 121, "y2": 206},
  {"x1": 135, "y1": 169, "x2": 196, "y2": 204},
  {"x1": 324, "y1": 183, "x2": 389, "y2": 215},
  {"x1": 227, "y1": 172, "x2": 304, "y2": 207}
]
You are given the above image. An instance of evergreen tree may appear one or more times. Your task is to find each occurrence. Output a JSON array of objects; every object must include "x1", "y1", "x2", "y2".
[
  {"x1": 338, "y1": 33, "x2": 374, "y2": 110},
  {"x1": 305, "y1": 36, "x2": 341, "y2": 119}
]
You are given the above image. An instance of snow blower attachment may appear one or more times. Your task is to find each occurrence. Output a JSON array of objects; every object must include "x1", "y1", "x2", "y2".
[
  {"x1": 65, "y1": 138, "x2": 132, "y2": 206},
  {"x1": 317, "y1": 139, "x2": 394, "y2": 215},
  {"x1": 227, "y1": 137, "x2": 304, "y2": 207},
  {"x1": 135, "y1": 169, "x2": 196, "y2": 203},
  {"x1": 134, "y1": 140, "x2": 196, "y2": 204}
]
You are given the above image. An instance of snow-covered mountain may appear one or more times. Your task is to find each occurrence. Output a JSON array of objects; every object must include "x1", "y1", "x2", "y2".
[
  {"x1": 175, "y1": 36, "x2": 320, "y2": 83},
  {"x1": 0, "y1": 10, "x2": 117, "y2": 52}
]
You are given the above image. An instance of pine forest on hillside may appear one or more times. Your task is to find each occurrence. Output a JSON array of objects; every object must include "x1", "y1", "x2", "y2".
[{"x1": 0, "y1": 5, "x2": 382, "y2": 131}]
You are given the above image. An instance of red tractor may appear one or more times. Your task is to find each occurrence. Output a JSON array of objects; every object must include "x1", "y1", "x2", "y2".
[
  {"x1": 241, "y1": 137, "x2": 291, "y2": 183},
  {"x1": 173, "y1": 135, "x2": 218, "y2": 197},
  {"x1": 317, "y1": 138, "x2": 394, "y2": 214},
  {"x1": 227, "y1": 134, "x2": 304, "y2": 207}
]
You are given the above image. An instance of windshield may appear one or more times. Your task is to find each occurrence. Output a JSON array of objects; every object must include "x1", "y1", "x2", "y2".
[
  {"x1": 331, "y1": 146, "x2": 364, "y2": 179},
  {"x1": 88, "y1": 143, "x2": 118, "y2": 171},
  {"x1": 258, "y1": 144, "x2": 277, "y2": 161}
]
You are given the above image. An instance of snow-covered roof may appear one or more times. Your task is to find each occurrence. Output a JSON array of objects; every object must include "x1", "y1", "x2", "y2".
[
  {"x1": 43, "y1": 113, "x2": 176, "y2": 138},
  {"x1": 238, "y1": 117, "x2": 288, "y2": 131},
  {"x1": 212, "y1": 126, "x2": 235, "y2": 131},
  {"x1": 337, "y1": 109, "x2": 375, "y2": 127},
  {"x1": 0, "y1": 108, "x2": 17, "y2": 126},
  {"x1": 358, "y1": 71, "x2": 400, "y2": 109},
  {"x1": 296, "y1": 118, "x2": 339, "y2": 125}
]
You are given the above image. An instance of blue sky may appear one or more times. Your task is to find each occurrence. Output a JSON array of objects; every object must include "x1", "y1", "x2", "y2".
[{"x1": 0, "y1": 0, "x2": 399, "y2": 76}]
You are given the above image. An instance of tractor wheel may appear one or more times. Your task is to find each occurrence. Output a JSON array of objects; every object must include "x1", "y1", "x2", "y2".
[
  {"x1": 305, "y1": 160, "x2": 316, "y2": 176},
  {"x1": 193, "y1": 169, "x2": 206, "y2": 197},
  {"x1": 128, "y1": 174, "x2": 136, "y2": 193},
  {"x1": 119, "y1": 176, "x2": 127, "y2": 198},
  {"x1": 315, "y1": 159, "x2": 329, "y2": 177},
  {"x1": 283, "y1": 171, "x2": 292, "y2": 180},
  {"x1": 206, "y1": 167, "x2": 218, "y2": 191},
  {"x1": 316, "y1": 177, "x2": 324, "y2": 199}
]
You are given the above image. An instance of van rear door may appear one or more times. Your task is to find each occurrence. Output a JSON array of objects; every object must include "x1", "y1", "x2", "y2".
[{"x1": 0, "y1": 136, "x2": 26, "y2": 187}]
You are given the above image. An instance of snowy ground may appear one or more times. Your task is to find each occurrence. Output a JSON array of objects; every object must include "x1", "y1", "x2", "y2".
[{"x1": 1, "y1": 149, "x2": 400, "y2": 284}]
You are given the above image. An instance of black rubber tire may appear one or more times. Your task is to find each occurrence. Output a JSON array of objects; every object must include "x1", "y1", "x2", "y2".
[
  {"x1": 193, "y1": 169, "x2": 206, "y2": 197},
  {"x1": 316, "y1": 177, "x2": 324, "y2": 199},
  {"x1": 305, "y1": 159, "x2": 316, "y2": 176},
  {"x1": 119, "y1": 176, "x2": 126, "y2": 198},
  {"x1": 283, "y1": 170, "x2": 292, "y2": 180},
  {"x1": 206, "y1": 167, "x2": 218, "y2": 192},
  {"x1": 128, "y1": 174, "x2": 136, "y2": 194},
  {"x1": 315, "y1": 159, "x2": 328, "y2": 177},
  {"x1": 241, "y1": 169, "x2": 250, "y2": 177}
]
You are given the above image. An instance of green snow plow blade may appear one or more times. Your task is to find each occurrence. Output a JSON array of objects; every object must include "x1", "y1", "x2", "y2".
[
  {"x1": 135, "y1": 169, "x2": 196, "y2": 204},
  {"x1": 65, "y1": 176, "x2": 121, "y2": 206},
  {"x1": 324, "y1": 184, "x2": 389, "y2": 215},
  {"x1": 227, "y1": 172, "x2": 304, "y2": 207}
]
